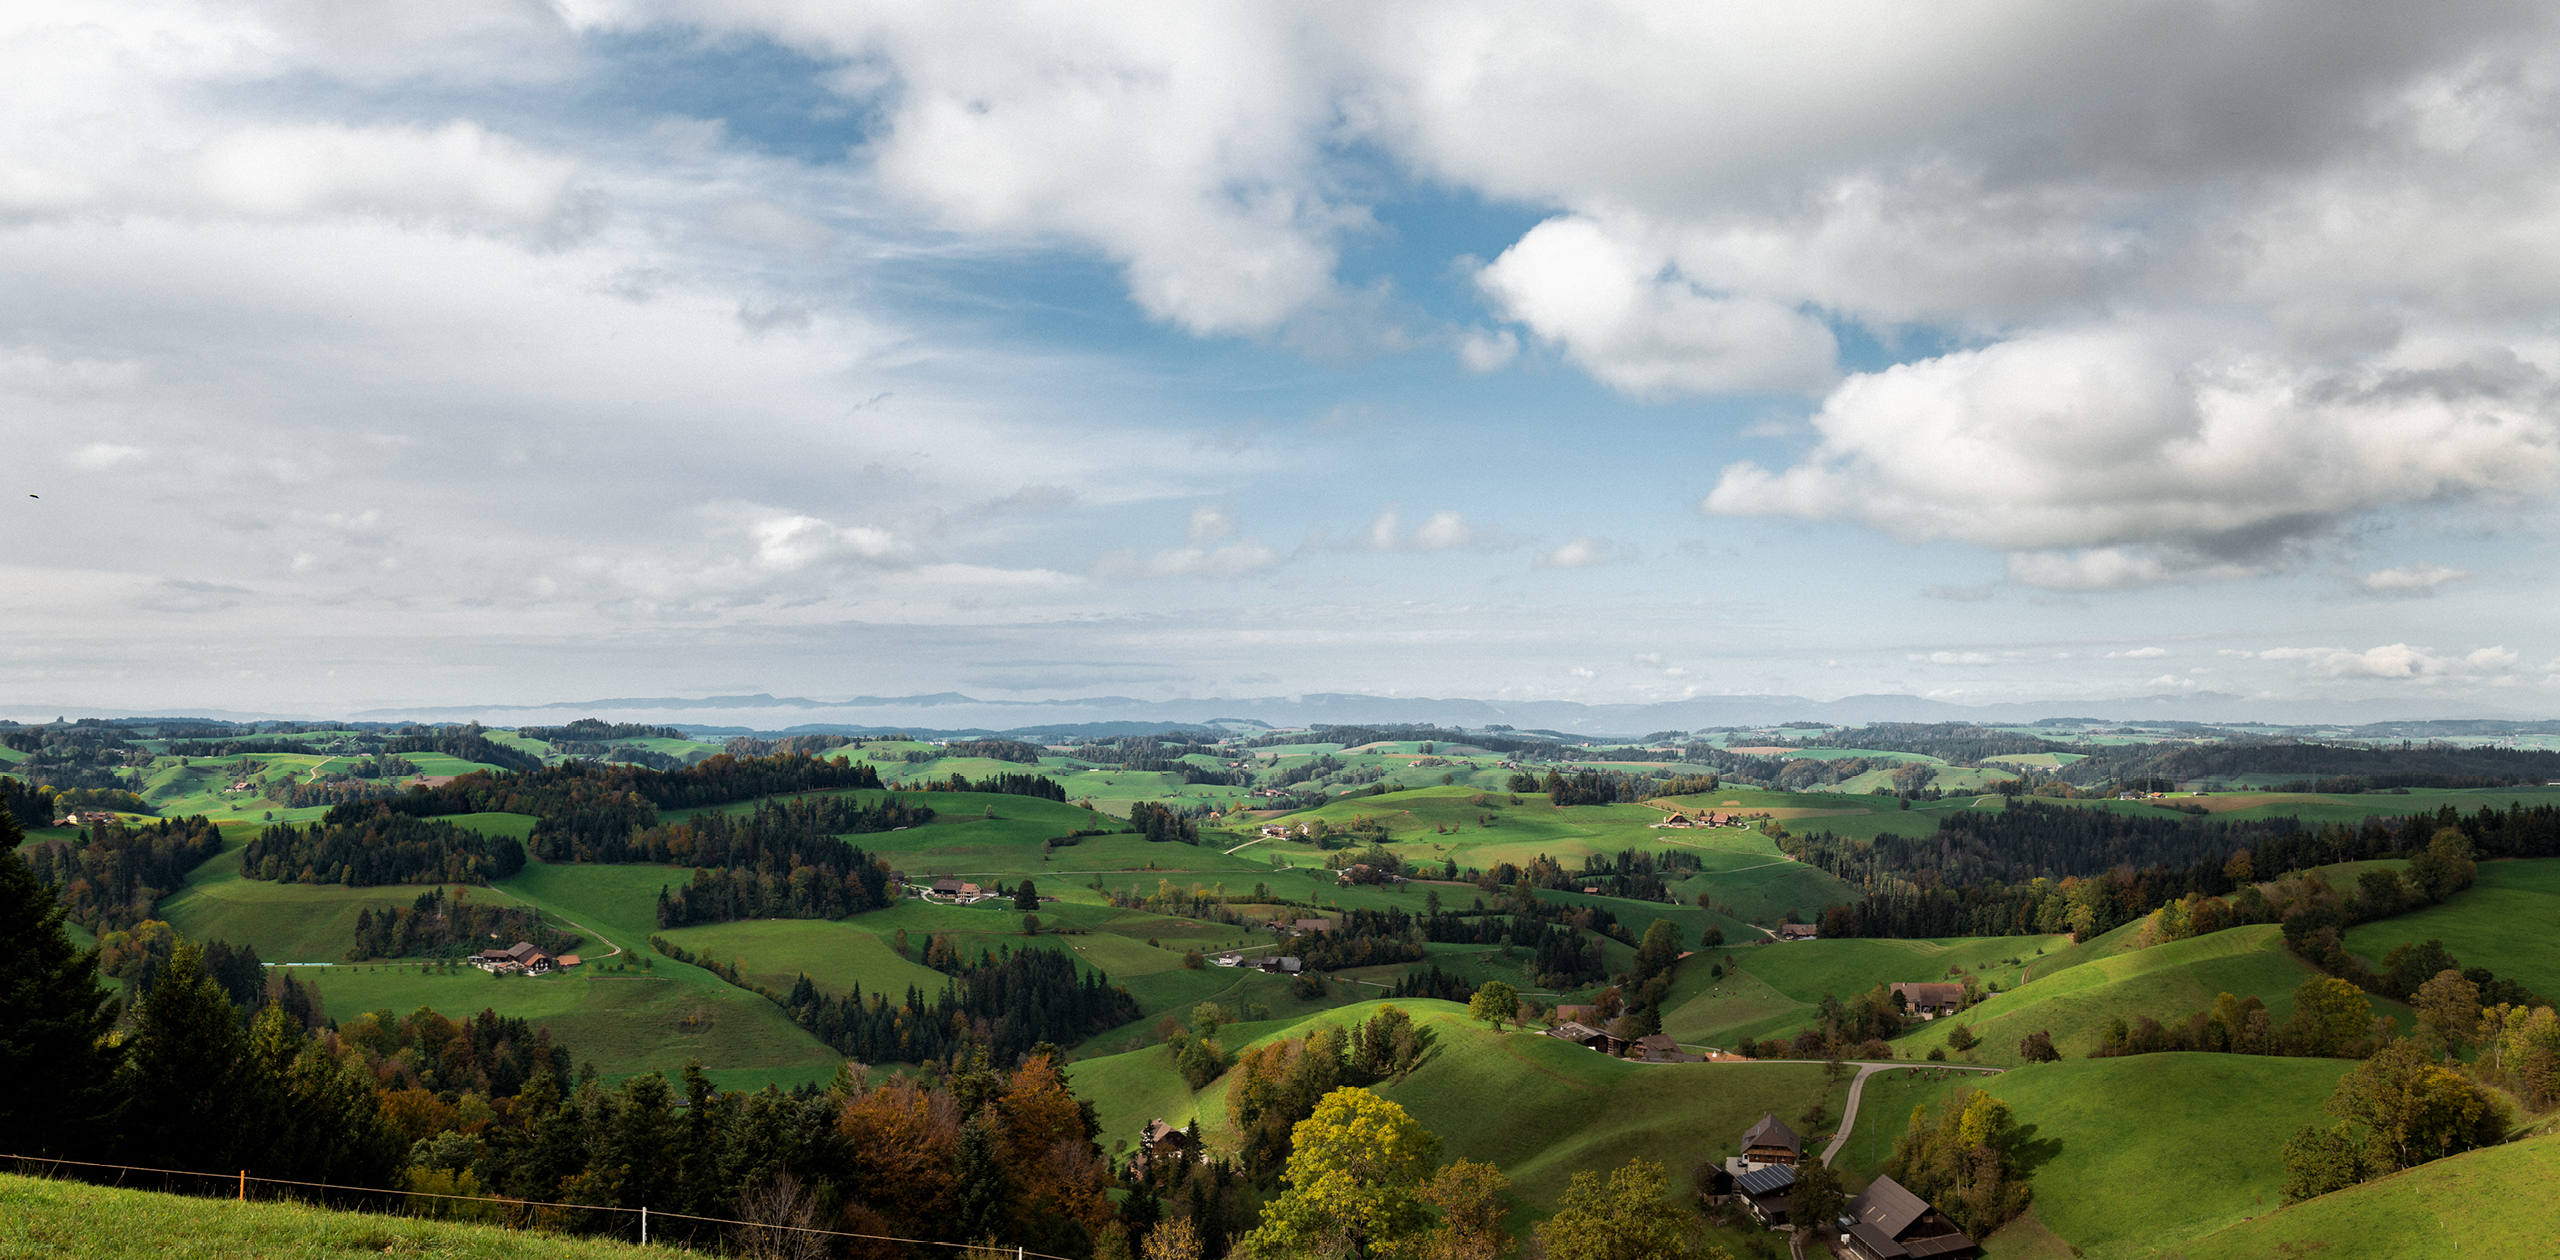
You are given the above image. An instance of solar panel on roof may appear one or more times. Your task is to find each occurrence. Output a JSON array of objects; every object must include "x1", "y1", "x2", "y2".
[{"x1": 1735, "y1": 1165, "x2": 1796, "y2": 1196}]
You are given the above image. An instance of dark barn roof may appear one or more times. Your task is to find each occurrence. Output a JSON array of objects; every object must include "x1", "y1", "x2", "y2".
[
  {"x1": 1735, "y1": 1164, "x2": 1795, "y2": 1198},
  {"x1": 1742, "y1": 1112, "x2": 1802, "y2": 1153}
]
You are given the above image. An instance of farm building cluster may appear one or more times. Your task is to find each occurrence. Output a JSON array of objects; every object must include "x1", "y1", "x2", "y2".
[
  {"x1": 1702, "y1": 1113, "x2": 1979, "y2": 1258},
  {"x1": 469, "y1": 941, "x2": 576, "y2": 975}
]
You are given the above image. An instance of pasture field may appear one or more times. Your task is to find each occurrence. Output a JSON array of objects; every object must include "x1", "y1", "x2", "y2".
[
  {"x1": 1831, "y1": 1055, "x2": 2354, "y2": 1260},
  {"x1": 2173, "y1": 1127, "x2": 2560, "y2": 1260},
  {"x1": 1068, "y1": 999, "x2": 1854, "y2": 1219},
  {"x1": 0, "y1": 1173, "x2": 656, "y2": 1260},
  {"x1": 2342, "y1": 858, "x2": 2560, "y2": 998},
  {"x1": 1890, "y1": 924, "x2": 2406, "y2": 1065}
]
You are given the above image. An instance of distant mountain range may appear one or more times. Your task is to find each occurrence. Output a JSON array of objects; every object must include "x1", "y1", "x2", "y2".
[
  {"x1": 303, "y1": 689, "x2": 2545, "y2": 736},
  {"x1": 6, "y1": 689, "x2": 2542, "y2": 737}
]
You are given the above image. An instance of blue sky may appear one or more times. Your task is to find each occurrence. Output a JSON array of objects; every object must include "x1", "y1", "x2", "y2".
[{"x1": 3, "y1": 2, "x2": 2557, "y2": 717}]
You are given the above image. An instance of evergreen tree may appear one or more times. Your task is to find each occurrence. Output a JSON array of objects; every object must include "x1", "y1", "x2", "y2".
[
  {"x1": 954, "y1": 1116, "x2": 1012, "y2": 1242},
  {"x1": 117, "y1": 940, "x2": 255, "y2": 1172},
  {"x1": 0, "y1": 835, "x2": 124, "y2": 1158}
]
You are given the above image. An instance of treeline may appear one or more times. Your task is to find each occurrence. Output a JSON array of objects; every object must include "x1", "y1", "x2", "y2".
[
  {"x1": 1797, "y1": 802, "x2": 2558, "y2": 941},
  {"x1": 18, "y1": 814, "x2": 225, "y2": 933},
  {"x1": 1128, "y1": 800, "x2": 1200, "y2": 844},
  {"x1": 350, "y1": 887, "x2": 579, "y2": 961},
  {"x1": 941, "y1": 739, "x2": 1046, "y2": 763},
  {"x1": 659, "y1": 937, "x2": 1140, "y2": 1067},
  {"x1": 379, "y1": 731, "x2": 542, "y2": 772},
  {"x1": 521, "y1": 719, "x2": 686, "y2": 744},
  {"x1": 905, "y1": 771, "x2": 1068, "y2": 801},
  {"x1": 1804, "y1": 723, "x2": 2070, "y2": 764},
  {"x1": 242, "y1": 811, "x2": 527, "y2": 887},
  {"x1": 2059, "y1": 738, "x2": 2560, "y2": 788},
  {"x1": 1226, "y1": 1005, "x2": 1440, "y2": 1184},
  {"x1": 588, "y1": 790, "x2": 927, "y2": 865},
  {"x1": 355, "y1": 752, "x2": 887, "y2": 861}
]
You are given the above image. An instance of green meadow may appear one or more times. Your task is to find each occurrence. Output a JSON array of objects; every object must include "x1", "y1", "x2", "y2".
[
  {"x1": 2343, "y1": 858, "x2": 2560, "y2": 997},
  {"x1": 1832, "y1": 1055, "x2": 2354, "y2": 1260},
  {"x1": 2171, "y1": 1127, "x2": 2560, "y2": 1260},
  {"x1": 0, "y1": 1173, "x2": 656, "y2": 1260}
]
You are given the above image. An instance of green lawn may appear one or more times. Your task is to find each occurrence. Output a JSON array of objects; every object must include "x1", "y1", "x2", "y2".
[
  {"x1": 0, "y1": 1173, "x2": 654, "y2": 1259},
  {"x1": 2171, "y1": 1127, "x2": 2560, "y2": 1259},
  {"x1": 2343, "y1": 858, "x2": 2560, "y2": 998},
  {"x1": 1833, "y1": 1055, "x2": 2353, "y2": 1260}
]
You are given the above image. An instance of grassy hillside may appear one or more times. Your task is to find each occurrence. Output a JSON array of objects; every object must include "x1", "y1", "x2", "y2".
[
  {"x1": 1068, "y1": 999, "x2": 1852, "y2": 1218},
  {"x1": 1654, "y1": 933, "x2": 2070, "y2": 1049},
  {"x1": 1834, "y1": 1055, "x2": 2353, "y2": 1260},
  {"x1": 0, "y1": 1172, "x2": 652, "y2": 1259},
  {"x1": 2170, "y1": 1128, "x2": 2560, "y2": 1259},
  {"x1": 1890, "y1": 924, "x2": 2404, "y2": 1065},
  {"x1": 2343, "y1": 858, "x2": 2560, "y2": 998}
]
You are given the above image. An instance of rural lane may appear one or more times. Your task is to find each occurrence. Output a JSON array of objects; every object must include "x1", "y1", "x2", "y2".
[{"x1": 1819, "y1": 1061, "x2": 2003, "y2": 1166}]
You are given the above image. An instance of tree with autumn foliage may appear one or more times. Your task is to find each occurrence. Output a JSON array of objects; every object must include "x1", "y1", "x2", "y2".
[{"x1": 1242, "y1": 1087, "x2": 1442, "y2": 1259}]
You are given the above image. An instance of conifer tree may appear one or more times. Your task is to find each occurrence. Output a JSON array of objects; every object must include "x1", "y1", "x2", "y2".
[
  {"x1": 0, "y1": 833, "x2": 123, "y2": 1158},
  {"x1": 118, "y1": 940, "x2": 256, "y2": 1172}
]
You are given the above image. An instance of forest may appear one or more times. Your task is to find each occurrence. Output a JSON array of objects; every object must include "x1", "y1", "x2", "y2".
[{"x1": 240, "y1": 810, "x2": 528, "y2": 887}]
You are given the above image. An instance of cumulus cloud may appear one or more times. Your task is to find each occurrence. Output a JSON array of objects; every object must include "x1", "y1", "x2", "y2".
[
  {"x1": 1534, "y1": 537, "x2": 1620, "y2": 569},
  {"x1": 2258, "y1": 643, "x2": 2523, "y2": 681},
  {"x1": 1097, "y1": 507, "x2": 1282, "y2": 579},
  {"x1": 2357, "y1": 564, "x2": 2468, "y2": 596},
  {"x1": 1350, "y1": 508, "x2": 1481, "y2": 552},
  {"x1": 1476, "y1": 216, "x2": 1838, "y2": 396},
  {"x1": 2107, "y1": 647, "x2": 2167, "y2": 659},
  {"x1": 748, "y1": 513, "x2": 900, "y2": 571},
  {"x1": 1705, "y1": 331, "x2": 2560, "y2": 585},
  {"x1": 1909, "y1": 651, "x2": 1996, "y2": 666}
]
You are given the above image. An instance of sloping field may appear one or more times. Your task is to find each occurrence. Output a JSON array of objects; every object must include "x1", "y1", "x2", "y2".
[
  {"x1": 1069, "y1": 999, "x2": 1851, "y2": 1214},
  {"x1": 1834, "y1": 1055, "x2": 2352, "y2": 1260},
  {"x1": 0, "y1": 1173, "x2": 653, "y2": 1260},
  {"x1": 1892, "y1": 925, "x2": 2384, "y2": 1064},
  {"x1": 2171, "y1": 1127, "x2": 2560, "y2": 1260},
  {"x1": 2343, "y1": 858, "x2": 2560, "y2": 998}
]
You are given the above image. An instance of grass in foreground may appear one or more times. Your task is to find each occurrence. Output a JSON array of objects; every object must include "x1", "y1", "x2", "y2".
[{"x1": 0, "y1": 1172, "x2": 650, "y2": 1259}]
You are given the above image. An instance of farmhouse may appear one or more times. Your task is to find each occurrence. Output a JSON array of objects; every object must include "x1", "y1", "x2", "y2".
[
  {"x1": 471, "y1": 941, "x2": 554, "y2": 975},
  {"x1": 931, "y1": 878, "x2": 962, "y2": 895},
  {"x1": 1738, "y1": 1113, "x2": 1802, "y2": 1168},
  {"x1": 1128, "y1": 1118, "x2": 1189, "y2": 1180},
  {"x1": 1890, "y1": 982, "x2": 1966, "y2": 1019},
  {"x1": 1630, "y1": 1033, "x2": 1689, "y2": 1062},
  {"x1": 1255, "y1": 956, "x2": 1304, "y2": 975},
  {"x1": 1775, "y1": 923, "x2": 1819, "y2": 941},
  {"x1": 1546, "y1": 1021, "x2": 1630, "y2": 1056},
  {"x1": 1837, "y1": 1174, "x2": 1978, "y2": 1259}
]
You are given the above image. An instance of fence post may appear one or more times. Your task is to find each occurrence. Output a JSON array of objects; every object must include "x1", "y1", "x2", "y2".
[
  {"x1": 641, "y1": 1205, "x2": 648, "y2": 1245},
  {"x1": 238, "y1": 1170, "x2": 246, "y2": 1202}
]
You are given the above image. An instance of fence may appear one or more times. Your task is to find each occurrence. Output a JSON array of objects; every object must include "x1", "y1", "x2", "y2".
[{"x1": 1, "y1": 1153, "x2": 1078, "y2": 1257}]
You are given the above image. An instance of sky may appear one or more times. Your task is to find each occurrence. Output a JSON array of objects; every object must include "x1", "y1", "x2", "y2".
[{"x1": 5, "y1": 0, "x2": 2560, "y2": 719}]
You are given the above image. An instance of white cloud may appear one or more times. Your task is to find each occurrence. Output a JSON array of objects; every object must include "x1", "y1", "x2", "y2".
[
  {"x1": 1476, "y1": 216, "x2": 1838, "y2": 397},
  {"x1": 1908, "y1": 651, "x2": 1996, "y2": 666},
  {"x1": 1534, "y1": 536, "x2": 1618, "y2": 569},
  {"x1": 2257, "y1": 643, "x2": 2523, "y2": 681},
  {"x1": 2144, "y1": 674, "x2": 2200, "y2": 691},
  {"x1": 1706, "y1": 330, "x2": 2560, "y2": 586},
  {"x1": 1457, "y1": 328, "x2": 1517, "y2": 372},
  {"x1": 2357, "y1": 564, "x2": 2468, "y2": 596},
  {"x1": 67, "y1": 443, "x2": 147, "y2": 469},
  {"x1": 1348, "y1": 508, "x2": 1482, "y2": 552},
  {"x1": 1186, "y1": 504, "x2": 1238, "y2": 545},
  {"x1": 748, "y1": 513, "x2": 900, "y2": 571},
  {"x1": 2106, "y1": 646, "x2": 2167, "y2": 659}
]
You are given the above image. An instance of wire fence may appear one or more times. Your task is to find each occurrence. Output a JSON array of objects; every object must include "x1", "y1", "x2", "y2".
[{"x1": 1, "y1": 1153, "x2": 1080, "y2": 1258}]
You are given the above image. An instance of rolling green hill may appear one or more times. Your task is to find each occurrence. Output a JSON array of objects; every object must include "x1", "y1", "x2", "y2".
[
  {"x1": 2168, "y1": 1127, "x2": 2560, "y2": 1259},
  {"x1": 1891, "y1": 923, "x2": 2404, "y2": 1065},
  {"x1": 2343, "y1": 858, "x2": 2560, "y2": 998},
  {"x1": 1832, "y1": 1055, "x2": 2354, "y2": 1260}
]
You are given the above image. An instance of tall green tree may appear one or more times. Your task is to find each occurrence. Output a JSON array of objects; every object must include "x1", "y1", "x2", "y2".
[
  {"x1": 0, "y1": 834, "x2": 124, "y2": 1158},
  {"x1": 1534, "y1": 1157, "x2": 1718, "y2": 1260},
  {"x1": 118, "y1": 939, "x2": 256, "y2": 1171},
  {"x1": 1467, "y1": 982, "x2": 1519, "y2": 1032}
]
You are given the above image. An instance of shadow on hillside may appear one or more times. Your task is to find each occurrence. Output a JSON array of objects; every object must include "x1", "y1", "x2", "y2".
[{"x1": 2012, "y1": 1122, "x2": 2064, "y2": 1176}]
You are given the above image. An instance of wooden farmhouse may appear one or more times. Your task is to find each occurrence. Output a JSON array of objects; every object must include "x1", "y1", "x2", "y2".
[
  {"x1": 472, "y1": 941, "x2": 554, "y2": 975},
  {"x1": 1734, "y1": 1164, "x2": 1795, "y2": 1226},
  {"x1": 1738, "y1": 1113, "x2": 1802, "y2": 1168},
  {"x1": 1836, "y1": 1174, "x2": 1978, "y2": 1259},
  {"x1": 1545, "y1": 1021, "x2": 1630, "y2": 1056},
  {"x1": 1775, "y1": 923, "x2": 1819, "y2": 941},
  {"x1": 1890, "y1": 982, "x2": 1965, "y2": 1019},
  {"x1": 1128, "y1": 1119, "x2": 1189, "y2": 1181}
]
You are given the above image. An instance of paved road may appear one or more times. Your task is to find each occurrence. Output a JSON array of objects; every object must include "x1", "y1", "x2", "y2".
[{"x1": 1820, "y1": 1061, "x2": 2003, "y2": 1166}]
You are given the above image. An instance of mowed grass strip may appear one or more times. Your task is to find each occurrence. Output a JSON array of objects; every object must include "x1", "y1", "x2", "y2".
[{"x1": 0, "y1": 1173, "x2": 653, "y2": 1260}]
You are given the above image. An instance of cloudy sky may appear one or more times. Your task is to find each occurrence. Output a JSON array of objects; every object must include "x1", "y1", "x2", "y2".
[{"x1": 6, "y1": 0, "x2": 2560, "y2": 717}]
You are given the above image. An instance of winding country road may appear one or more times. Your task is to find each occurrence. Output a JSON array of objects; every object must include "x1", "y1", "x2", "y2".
[{"x1": 1819, "y1": 1061, "x2": 2004, "y2": 1166}]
